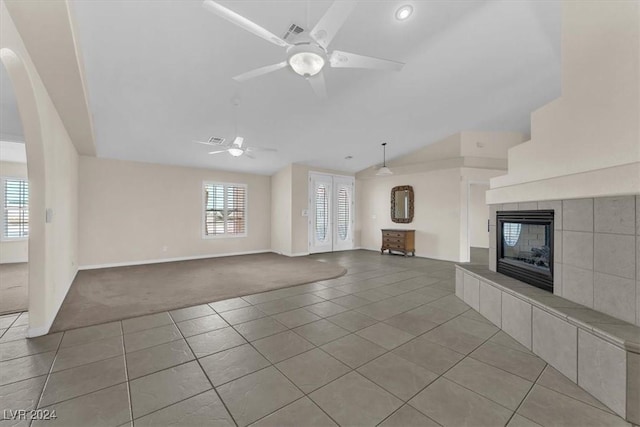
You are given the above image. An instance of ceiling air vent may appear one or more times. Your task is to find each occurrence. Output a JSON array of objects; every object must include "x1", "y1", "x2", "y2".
[
  {"x1": 207, "y1": 136, "x2": 226, "y2": 145},
  {"x1": 283, "y1": 24, "x2": 304, "y2": 40}
]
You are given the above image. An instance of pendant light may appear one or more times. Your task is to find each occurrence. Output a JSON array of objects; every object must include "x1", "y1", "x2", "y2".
[{"x1": 376, "y1": 142, "x2": 393, "y2": 176}]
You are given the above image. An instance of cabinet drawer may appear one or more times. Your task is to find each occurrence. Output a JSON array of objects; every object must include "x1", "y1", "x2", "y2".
[
  {"x1": 384, "y1": 243, "x2": 405, "y2": 250},
  {"x1": 383, "y1": 232, "x2": 405, "y2": 238},
  {"x1": 383, "y1": 237, "x2": 405, "y2": 245}
]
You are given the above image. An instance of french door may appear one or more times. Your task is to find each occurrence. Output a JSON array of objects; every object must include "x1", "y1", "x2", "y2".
[{"x1": 309, "y1": 173, "x2": 355, "y2": 253}]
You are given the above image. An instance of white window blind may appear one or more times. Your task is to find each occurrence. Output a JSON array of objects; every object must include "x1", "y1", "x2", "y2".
[
  {"x1": 315, "y1": 184, "x2": 329, "y2": 241},
  {"x1": 2, "y1": 178, "x2": 29, "y2": 239},
  {"x1": 204, "y1": 182, "x2": 246, "y2": 237},
  {"x1": 337, "y1": 187, "x2": 350, "y2": 241},
  {"x1": 503, "y1": 222, "x2": 522, "y2": 247}
]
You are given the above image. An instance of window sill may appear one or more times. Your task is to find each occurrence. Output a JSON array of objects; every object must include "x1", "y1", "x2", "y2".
[{"x1": 202, "y1": 234, "x2": 247, "y2": 240}]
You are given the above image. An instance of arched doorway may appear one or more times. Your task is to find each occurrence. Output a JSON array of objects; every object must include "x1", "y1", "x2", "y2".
[{"x1": 0, "y1": 48, "x2": 47, "y2": 334}]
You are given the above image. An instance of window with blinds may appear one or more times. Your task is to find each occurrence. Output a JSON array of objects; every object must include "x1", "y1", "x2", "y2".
[
  {"x1": 2, "y1": 178, "x2": 29, "y2": 240},
  {"x1": 315, "y1": 184, "x2": 329, "y2": 241},
  {"x1": 337, "y1": 187, "x2": 350, "y2": 241},
  {"x1": 203, "y1": 182, "x2": 247, "y2": 237}
]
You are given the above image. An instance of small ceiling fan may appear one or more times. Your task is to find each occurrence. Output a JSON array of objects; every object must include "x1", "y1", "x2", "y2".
[
  {"x1": 195, "y1": 136, "x2": 276, "y2": 159},
  {"x1": 202, "y1": 0, "x2": 405, "y2": 98}
]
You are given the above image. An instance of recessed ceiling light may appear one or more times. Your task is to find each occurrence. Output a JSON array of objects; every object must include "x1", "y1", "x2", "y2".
[{"x1": 395, "y1": 5, "x2": 413, "y2": 21}]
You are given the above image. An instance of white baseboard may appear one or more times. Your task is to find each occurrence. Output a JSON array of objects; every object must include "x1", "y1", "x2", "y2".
[
  {"x1": 27, "y1": 267, "x2": 77, "y2": 338},
  {"x1": 79, "y1": 249, "x2": 272, "y2": 270},
  {"x1": 273, "y1": 251, "x2": 310, "y2": 257}
]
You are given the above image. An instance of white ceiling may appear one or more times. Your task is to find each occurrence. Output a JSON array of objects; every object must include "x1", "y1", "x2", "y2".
[{"x1": 68, "y1": 0, "x2": 561, "y2": 175}]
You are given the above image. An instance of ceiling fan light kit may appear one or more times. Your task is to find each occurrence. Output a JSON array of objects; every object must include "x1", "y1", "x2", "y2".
[{"x1": 201, "y1": 0, "x2": 405, "y2": 98}]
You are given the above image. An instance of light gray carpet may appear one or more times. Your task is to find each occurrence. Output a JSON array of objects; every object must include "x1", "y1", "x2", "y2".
[
  {"x1": 51, "y1": 253, "x2": 346, "y2": 332},
  {"x1": 0, "y1": 263, "x2": 28, "y2": 315}
]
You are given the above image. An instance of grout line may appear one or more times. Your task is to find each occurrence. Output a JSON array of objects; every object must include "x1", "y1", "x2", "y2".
[
  {"x1": 120, "y1": 322, "x2": 134, "y2": 425},
  {"x1": 504, "y1": 360, "x2": 548, "y2": 425},
  {"x1": 168, "y1": 312, "x2": 240, "y2": 427},
  {"x1": 29, "y1": 329, "x2": 65, "y2": 426}
]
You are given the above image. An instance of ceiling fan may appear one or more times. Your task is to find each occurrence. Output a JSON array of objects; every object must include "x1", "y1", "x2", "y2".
[
  {"x1": 195, "y1": 136, "x2": 276, "y2": 159},
  {"x1": 202, "y1": 0, "x2": 405, "y2": 98}
]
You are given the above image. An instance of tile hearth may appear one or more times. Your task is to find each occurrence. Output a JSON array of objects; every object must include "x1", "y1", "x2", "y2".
[{"x1": 0, "y1": 251, "x2": 632, "y2": 426}]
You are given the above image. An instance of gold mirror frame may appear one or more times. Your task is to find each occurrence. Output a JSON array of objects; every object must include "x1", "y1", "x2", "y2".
[{"x1": 391, "y1": 185, "x2": 414, "y2": 223}]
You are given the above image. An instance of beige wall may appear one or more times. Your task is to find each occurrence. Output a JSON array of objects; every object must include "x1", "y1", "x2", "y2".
[
  {"x1": 78, "y1": 156, "x2": 271, "y2": 267},
  {"x1": 2, "y1": 3, "x2": 80, "y2": 336},
  {"x1": 0, "y1": 161, "x2": 28, "y2": 263},
  {"x1": 488, "y1": 0, "x2": 640, "y2": 203},
  {"x1": 469, "y1": 183, "x2": 490, "y2": 248},
  {"x1": 357, "y1": 168, "x2": 462, "y2": 261},
  {"x1": 270, "y1": 164, "x2": 292, "y2": 255}
]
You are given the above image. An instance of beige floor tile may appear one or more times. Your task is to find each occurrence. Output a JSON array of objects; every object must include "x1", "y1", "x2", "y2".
[
  {"x1": 217, "y1": 366, "x2": 303, "y2": 427},
  {"x1": 209, "y1": 297, "x2": 251, "y2": 313},
  {"x1": 250, "y1": 397, "x2": 337, "y2": 427},
  {"x1": 0, "y1": 351, "x2": 55, "y2": 386},
  {"x1": 169, "y1": 304, "x2": 214, "y2": 323},
  {"x1": 123, "y1": 324, "x2": 182, "y2": 353},
  {"x1": 272, "y1": 308, "x2": 321, "y2": 329},
  {"x1": 400, "y1": 305, "x2": 459, "y2": 326},
  {"x1": 135, "y1": 389, "x2": 233, "y2": 426},
  {"x1": 536, "y1": 365, "x2": 613, "y2": 413},
  {"x1": 326, "y1": 310, "x2": 377, "y2": 332},
  {"x1": 219, "y1": 306, "x2": 267, "y2": 325},
  {"x1": 426, "y1": 294, "x2": 471, "y2": 315},
  {"x1": 517, "y1": 385, "x2": 629, "y2": 427},
  {"x1": 40, "y1": 356, "x2": 126, "y2": 407},
  {"x1": 0, "y1": 314, "x2": 19, "y2": 329},
  {"x1": 379, "y1": 405, "x2": 440, "y2": 427},
  {"x1": 470, "y1": 341, "x2": 546, "y2": 382},
  {"x1": 53, "y1": 335, "x2": 123, "y2": 373},
  {"x1": 129, "y1": 360, "x2": 211, "y2": 419},
  {"x1": 276, "y1": 348, "x2": 350, "y2": 394},
  {"x1": 393, "y1": 336, "x2": 464, "y2": 374},
  {"x1": 409, "y1": 377, "x2": 513, "y2": 427},
  {"x1": 60, "y1": 322, "x2": 122, "y2": 348},
  {"x1": 489, "y1": 330, "x2": 535, "y2": 355},
  {"x1": 186, "y1": 326, "x2": 246, "y2": 358},
  {"x1": 234, "y1": 317, "x2": 288, "y2": 342},
  {"x1": 310, "y1": 372, "x2": 402, "y2": 426},
  {"x1": 313, "y1": 288, "x2": 348, "y2": 300},
  {"x1": 126, "y1": 339, "x2": 194, "y2": 379},
  {"x1": 252, "y1": 331, "x2": 314, "y2": 363},
  {"x1": 34, "y1": 383, "x2": 130, "y2": 427},
  {"x1": 0, "y1": 325, "x2": 28, "y2": 343},
  {"x1": 122, "y1": 312, "x2": 173, "y2": 334},
  {"x1": 422, "y1": 323, "x2": 487, "y2": 354},
  {"x1": 321, "y1": 334, "x2": 386, "y2": 368},
  {"x1": 293, "y1": 320, "x2": 349, "y2": 346},
  {"x1": 305, "y1": 301, "x2": 349, "y2": 318},
  {"x1": 199, "y1": 343, "x2": 270, "y2": 386},
  {"x1": 175, "y1": 314, "x2": 227, "y2": 337},
  {"x1": 284, "y1": 294, "x2": 325, "y2": 307},
  {"x1": 255, "y1": 299, "x2": 304, "y2": 316},
  {"x1": 384, "y1": 311, "x2": 439, "y2": 336},
  {"x1": 330, "y1": 295, "x2": 371, "y2": 310},
  {"x1": 0, "y1": 375, "x2": 47, "y2": 414},
  {"x1": 356, "y1": 322, "x2": 414, "y2": 350},
  {"x1": 0, "y1": 333, "x2": 62, "y2": 362},
  {"x1": 507, "y1": 414, "x2": 543, "y2": 427},
  {"x1": 353, "y1": 290, "x2": 389, "y2": 302},
  {"x1": 358, "y1": 353, "x2": 438, "y2": 401},
  {"x1": 444, "y1": 357, "x2": 533, "y2": 410}
]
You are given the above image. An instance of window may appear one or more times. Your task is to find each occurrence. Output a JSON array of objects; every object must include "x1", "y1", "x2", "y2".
[
  {"x1": 1, "y1": 177, "x2": 29, "y2": 240},
  {"x1": 337, "y1": 187, "x2": 350, "y2": 241},
  {"x1": 315, "y1": 184, "x2": 329, "y2": 241},
  {"x1": 203, "y1": 182, "x2": 246, "y2": 237}
]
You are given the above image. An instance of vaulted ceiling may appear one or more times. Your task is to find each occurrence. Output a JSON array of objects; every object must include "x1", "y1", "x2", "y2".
[{"x1": 63, "y1": 1, "x2": 560, "y2": 174}]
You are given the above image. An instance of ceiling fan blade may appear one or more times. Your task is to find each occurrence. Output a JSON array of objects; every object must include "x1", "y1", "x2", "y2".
[
  {"x1": 232, "y1": 136, "x2": 244, "y2": 147},
  {"x1": 330, "y1": 50, "x2": 404, "y2": 71},
  {"x1": 246, "y1": 146, "x2": 277, "y2": 152},
  {"x1": 310, "y1": 0, "x2": 357, "y2": 49},
  {"x1": 208, "y1": 150, "x2": 227, "y2": 155},
  {"x1": 233, "y1": 62, "x2": 288, "y2": 82},
  {"x1": 202, "y1": 1, "x2": 291, "y2": 48},
  {"x1": 308, "y1": 72, "x2": 328, "y2": 99},
  {"x1": 244, "y1": 153, "x2": 256, "y2": 159}
]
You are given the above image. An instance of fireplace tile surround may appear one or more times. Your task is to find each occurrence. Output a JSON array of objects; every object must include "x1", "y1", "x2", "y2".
[{"x1": 489, "y1": 195, "x2": 640, "y2": 326}]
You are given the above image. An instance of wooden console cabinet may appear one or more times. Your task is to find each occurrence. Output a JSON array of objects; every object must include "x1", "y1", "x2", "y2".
[{"x1": 381, "y1": 229, "x2": 415, "y2": 257}]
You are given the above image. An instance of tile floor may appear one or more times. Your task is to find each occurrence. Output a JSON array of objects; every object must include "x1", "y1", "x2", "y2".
[{"x1": 0, "y1": 250, "x2": 631, "y2": 426}]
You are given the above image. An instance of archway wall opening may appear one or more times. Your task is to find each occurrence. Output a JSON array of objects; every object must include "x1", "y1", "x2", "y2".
[{"x1": 1, "y1": 2, "x2": 79, "y2": 336}]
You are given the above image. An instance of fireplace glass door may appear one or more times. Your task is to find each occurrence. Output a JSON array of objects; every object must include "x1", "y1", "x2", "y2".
[{"x1": 497, "y1": 210, "x2": 554, "y2": 292}]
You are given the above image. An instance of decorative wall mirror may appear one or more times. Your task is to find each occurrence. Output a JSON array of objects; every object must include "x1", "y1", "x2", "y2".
[{"x1": 391, "y1": 185, "x2": 414, "y2": 223}]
